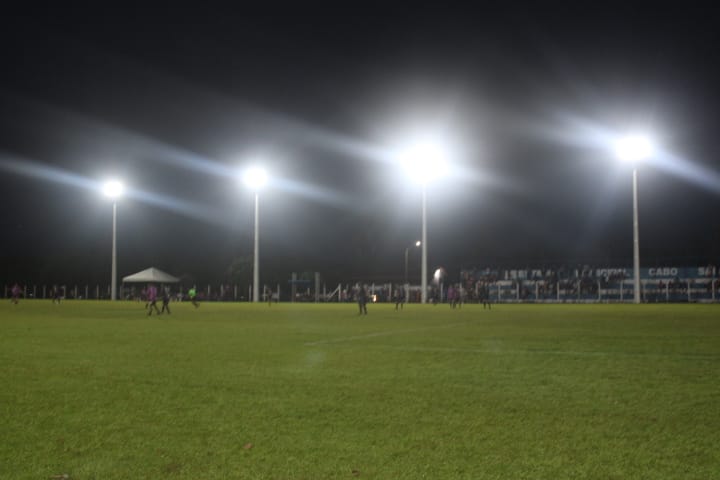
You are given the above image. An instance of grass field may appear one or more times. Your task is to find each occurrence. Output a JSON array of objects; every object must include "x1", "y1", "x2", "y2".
[{"x1": 1, "y1": 300, "x2": 718, "y2": 479}]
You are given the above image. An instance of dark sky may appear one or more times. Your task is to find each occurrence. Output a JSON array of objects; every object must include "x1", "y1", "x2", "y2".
[{"x1": 1, "y1": 4, "x2": 719, "y2": 286}]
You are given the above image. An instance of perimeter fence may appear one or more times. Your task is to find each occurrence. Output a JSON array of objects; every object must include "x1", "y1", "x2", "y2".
[{"x1": 4, "y1": 274, "x2": 720, "y2": 304}]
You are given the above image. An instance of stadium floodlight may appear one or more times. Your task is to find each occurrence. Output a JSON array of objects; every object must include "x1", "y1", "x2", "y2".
[
  {"x1": 242, "y1": 166, "x2": 268, "y2": 302},
  {"x1": 102, "y1": 180, "x2": 124, "y2": 301},
  {"x1": 404, "y1": 240, "x2": 422, "y2": 286},
  {"x1": 614, "y1": 133, "x2": 656, "y2": 304},
  {"x1": 398, "y1": 141, "x2": 449, "y2": 185},
  {"x1": 614, "y1": 134, "x2": 655, "y2": 163},
  {"x1": 102, "y1": 180, "x2": 124, "y2": 198},
  {"x1": 398, "y1": 140, "x2": 451, "y2": 304},
  {"x1": 243, "y1": 167, "x2": 268, "y2": 191}
]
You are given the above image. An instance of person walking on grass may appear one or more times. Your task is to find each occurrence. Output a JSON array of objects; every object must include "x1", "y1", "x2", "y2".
[
  {"x1": 357, "y1": 284, "x2": 368, "y2": 315},
  {"x1": 480, "y1": 282, "x2": 492, "y2": 310},
  {"x1": 448, "y1": 284, "x2": 457, "y2": 309},
  {"x1": 394, "y1": 284, "x2": 405, "y2": 310},
  {"x1": 160, "y1": 287, "x2": 171, "y2": 315},
  {"x1": 51, "y1": 285, "x2": 62, "y2": 304},
  {"x1": 146, "y1": 284, "x2": 160, "y2": 316},
  {"x1": 188, "y1": 286, "x2": 199, "y2": 308},
  {"x1": 11, "y1": 283, "x2": 21, "y2": 304},
  {"x1": 264, "y1": 285, "x2": 273, "y2": 306}
]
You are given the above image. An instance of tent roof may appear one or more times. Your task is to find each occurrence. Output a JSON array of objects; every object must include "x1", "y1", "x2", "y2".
[{"x1": 122, "y1": 267, "x2": 180, "y2": 283}]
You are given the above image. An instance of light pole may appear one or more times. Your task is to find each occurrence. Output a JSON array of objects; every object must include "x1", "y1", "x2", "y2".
[
  {"x1": 243, "y1": 167, "x2": 268, "y2": 303},
  {"x1": 102, "y1": 180, "x2": 124, "y2": 301},
  {"x1": 631, "y1": 167, "x2": 640, "y2": 304},
  {"x1": 614, "y1": 134, "x2": 655, "y2": 304},
  {"x1": 404, "y1": 240, "x2": 421, "y2": 285},
  {"x1": 399, "y1": 141, "x2": 448, "y2": 304},
  {"x1": 421, "y1": 188, "x2": 428, "y2": 303}
]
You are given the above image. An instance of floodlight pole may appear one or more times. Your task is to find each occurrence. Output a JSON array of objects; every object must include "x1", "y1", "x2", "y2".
[
  {"x1": 405, "y1": 241, "x2": 420, "y2": 290},
  {"x1": 253, "y1": 192, "x2": 260, "y2": 303},
  {"x1": 111, "y1": 202, "x2": 118, "y2": 301},
  {"x1": 632, "y1": 168, "x2": 640, "y2": 304},
  {"x1": 421, "y1": 187, "x2": 428, "y2": 304},
  {"x1": 404, "y1": 247, "x2": 410, "y2": 285}
]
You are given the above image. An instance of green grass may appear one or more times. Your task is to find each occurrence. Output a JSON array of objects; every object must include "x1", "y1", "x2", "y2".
[{"x1": 1, "y1": 301, "x2": 718, "y2": 479}]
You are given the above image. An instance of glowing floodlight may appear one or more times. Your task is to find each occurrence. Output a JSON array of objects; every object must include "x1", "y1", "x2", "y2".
[
  {"x1": 614, "y1": 134, "x2": 655, "y2": 162},
  {"x1": 243, "y1": 167, "x2": 268, "y2": 190},
  {"x1": 394, "y1": 132, "x2": 455, "y2": 303},
  {"x1": 399, "y1": 141, "x2": 449, "y2": 184},
  {"x1": 241, "y1": 166, "x2": 269, "y2": 303},
  {"x1": 102, "y1": 180, "x2": 124, "y2": 198},
  {"x1": 397, "y1": 138, "x2": 452, "y2": 303},
  {"x1": 612, "y1": 132, "x2": 656, "y2": 304}
]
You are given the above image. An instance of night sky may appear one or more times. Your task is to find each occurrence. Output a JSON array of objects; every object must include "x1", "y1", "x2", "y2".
[{"x1": 1, "y1": 4, "x2": 719, "y2": 286}]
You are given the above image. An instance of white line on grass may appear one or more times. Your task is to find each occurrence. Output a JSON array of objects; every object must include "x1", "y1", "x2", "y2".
[
  {"x1": 304, "y1": 321, "x2": 474, "y2": 347},
  {"x1": 367, "y1": 345, "x2": 720, "y2": 360}
]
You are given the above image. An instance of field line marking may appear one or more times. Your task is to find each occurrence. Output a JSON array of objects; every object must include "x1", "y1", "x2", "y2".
[
  {"x1": 304, "y1": 321, "x2": 473, "y2": 347},
  {"x1": 368, "y1": 345, "x2": 720, "y2": 360}
]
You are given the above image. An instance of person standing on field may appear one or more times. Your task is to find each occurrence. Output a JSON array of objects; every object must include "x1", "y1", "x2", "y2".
[
  {"x1": 480, "y1": 282, "x2": 492, "y2": 310},
  {"x1": 146, "y1": 284, "x2": 160, "y2": 315},
  {"x1": 11, "y1": 283, "x2": 21, "y2": 304},
  {"x1": 448, "y1": 284, "x2": 457, "y2": 309},
  {"x1": 188, "y1": 286, "x2": 199, "y2": 308},
  {"x1": 160, "y1": 287, "x2": 171, "y2": 315},
  {"x1": 393, "y1": 285, "x2": 405, "y2": 310},
  {"x1": 357, "y1": 284, "x2": 368, "y2": 315},
  {"x1": 264, "y1": 285, "x2": 273, "y2": 306},
  {"x1": 51, "y1": 285, "x2": 61, "y2": 304}
]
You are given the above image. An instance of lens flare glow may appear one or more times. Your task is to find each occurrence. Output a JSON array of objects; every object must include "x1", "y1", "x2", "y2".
[
  {"x1": 102, "y1": 180, "x2": 124, "y2": 198},
  {"x1": 0, "y1": 153, "x2": 235, "y2": 227},
  {"x1": 398, "y1": 141, "x2": 449, "y2": 184},
  {"x1": 614, "y1": 134, "x2": 655, "y2": 162},
  {"x1": 242, "y1": 167, "x2": 268, "y2": 190},
  {"x1": 272, "y1": 177, "x2": 355, "y2": 209},
  {"x1": 0, "y1": 152, "x2": 98, "y2": 191}
]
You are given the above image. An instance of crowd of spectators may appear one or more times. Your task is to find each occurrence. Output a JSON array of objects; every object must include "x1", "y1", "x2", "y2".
[{"x1": 5, "y1": 264, "x2": 719, "y2": 303}]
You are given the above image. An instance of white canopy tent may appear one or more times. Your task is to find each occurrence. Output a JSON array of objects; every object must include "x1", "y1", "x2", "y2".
[{"x1": 122, "y1": 267, "x2": 180, "y2": 284}]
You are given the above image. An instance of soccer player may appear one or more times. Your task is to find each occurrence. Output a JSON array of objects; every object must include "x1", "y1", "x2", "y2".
[
  {"x1": 51, "y1": 285, "x2": 62, "y2": 304},
  {"x1": 146, "y1": 284, "x2": 160, "y2": 316},
  {"x1": 448, "y1": 284, "x2": 457, "y2": 309},
  {"x1": 357, "y1": 285, "x2": 368, "y2": 315},
  {"x1": 480, "y1": 283, "x2": 492, "y2": 310},
  {"x1": 393, "y1": 285, "x2": 405, "y2": 310},
  {"x1": 160, "y1": 287, "x2": 171, "y2": 315},
  {"x1": 264, "y1": 285, "x2": 273, "y2": 306},
  {"x1": 11, "y1": 283, "x2": 21, "y2": 304},
  {"x1": 188, "y1": 286, "x2": 199, "y2": 308}
]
